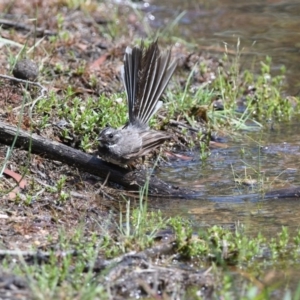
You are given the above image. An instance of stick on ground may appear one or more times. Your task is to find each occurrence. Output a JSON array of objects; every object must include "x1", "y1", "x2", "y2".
[{"x1": 0, "y1": 120, "x2": 197, "y2": 198}]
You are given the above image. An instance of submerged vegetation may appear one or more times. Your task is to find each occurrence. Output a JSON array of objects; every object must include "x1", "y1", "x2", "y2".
[{"x1": 0, "y1": 0, "x2": 300, "y2": 299}]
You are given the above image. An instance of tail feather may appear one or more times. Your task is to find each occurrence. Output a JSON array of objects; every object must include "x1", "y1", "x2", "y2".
[
  {"x1": 121, "y1": 40, "x2": 177, "y2": 126},
  {"x1": 140, "y1": 49, "x2": 177, "y2": 124},
  {"x1": 122, "y1": 45, "x2": 142, "y2": 123},
  {"x1": 136, "y1": 41, "x2": 160, "y2": 122}
]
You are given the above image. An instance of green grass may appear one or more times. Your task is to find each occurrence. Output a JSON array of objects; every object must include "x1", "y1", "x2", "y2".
[
  {"x1": 170, "y1": 55, "x2": 296, "y2": 129},
  {"x1": 34, "y1": 90, "x2": 128, "y2": 151},
  {"x1": 1, "y1": 196, "x2": 300, "y2": 299}
]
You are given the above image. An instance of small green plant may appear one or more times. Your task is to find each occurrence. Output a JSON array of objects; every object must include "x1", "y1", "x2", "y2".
[
  {"x1": 269, "y1": 226, "x2": 290, "y2": 259},
  {"x1": 199, "y1": 140, "x2": 210, "y2": 161},
  {"x1": 19, "y1": 227, "x2": 107, "y2": 299},
  {"x1": 56, "y1": 175, "x2": 67, "y2": 193},
  {"x1": 24, "y1": 194, "x2": 33, "y2": 206},
  {"x1": 45, "y1": 175, "x2": 71, "y2": 205},
  {"x1": 58, "y1": 190, "x2": 70, "y2": 203},
  {"x1": 56, "y1": 13, "x2": 64, "y2": 32},
  {"x1": 117, "y1": 188, "x2": 166, "y2": 252},
  {"x1": 73, "y1": 62, "x2": 86, "y2": 76}
]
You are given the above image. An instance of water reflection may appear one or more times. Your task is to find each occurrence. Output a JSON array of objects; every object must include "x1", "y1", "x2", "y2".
[
  {"x1": 157, "y1": 120, "x2": 300, "y2": 236},
  {"x1": 149, "y1": 0, "x2": 300, "y2": 95}
]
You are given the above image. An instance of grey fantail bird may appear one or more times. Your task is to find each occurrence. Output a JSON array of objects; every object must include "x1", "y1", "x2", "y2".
[{"x1": 97, "y1": 40, "x2": 177, "y2": 166}]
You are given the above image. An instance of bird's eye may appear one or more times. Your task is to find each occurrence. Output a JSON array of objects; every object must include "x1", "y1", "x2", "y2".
[{"x1": 108, "y1": 133, "x2": 114, "y2": 139}]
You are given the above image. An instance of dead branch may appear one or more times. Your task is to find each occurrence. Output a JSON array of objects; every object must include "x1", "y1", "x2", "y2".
[
  {"x1": 0, "y1": 18, "x2": 56, "y2": 36},
  {"x1": 264, "y1": 187, "x2": 300, "y2": 199},
  {"x1": 0, "y1": 120, "x2": 197, "y2": 197}
]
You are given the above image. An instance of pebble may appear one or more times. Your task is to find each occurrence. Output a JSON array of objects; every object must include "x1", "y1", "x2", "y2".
[{"x1": 12, "y1": 59, "x2": 39, "y2": 81}]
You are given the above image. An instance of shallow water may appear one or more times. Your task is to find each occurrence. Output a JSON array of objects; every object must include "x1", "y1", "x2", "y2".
[
  {"x1": 143, "y1": 0, "x2": 300, "y2": 237},
  {"x1": 156, "y1": 120, "x2": 300, "y2": 236},
  {"x1": 147, "y1": 0, "x2": 300, "y2": 95}
]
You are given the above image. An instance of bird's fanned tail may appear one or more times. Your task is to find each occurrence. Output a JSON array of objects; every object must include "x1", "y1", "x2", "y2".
[{"x1": 121, "y1": 41, "x2": 177, "y2": 126}]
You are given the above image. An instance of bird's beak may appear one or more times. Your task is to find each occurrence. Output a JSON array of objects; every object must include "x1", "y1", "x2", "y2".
[{"x1": 97, "y1": 136, "x2": 103, "y2": 146}]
